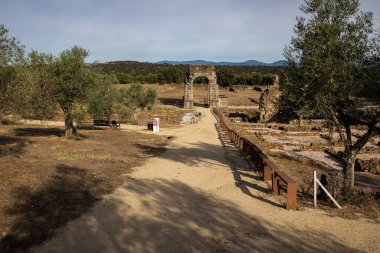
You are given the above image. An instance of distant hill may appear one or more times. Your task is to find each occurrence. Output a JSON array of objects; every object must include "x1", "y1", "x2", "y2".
[
  {"x1": 156, "y1": 60, "x2": 287, "y2": 66},
  {"x1": 91, "y1": 60, "x2": 284, "y2": 86}
]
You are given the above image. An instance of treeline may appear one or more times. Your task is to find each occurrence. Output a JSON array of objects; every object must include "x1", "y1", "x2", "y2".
[
  {"x1": 216, "y1": 68, "x2": 276, "y2": 86},
  {"x1": 92, "y1": 61, "x2": 283, "y2": 86}
]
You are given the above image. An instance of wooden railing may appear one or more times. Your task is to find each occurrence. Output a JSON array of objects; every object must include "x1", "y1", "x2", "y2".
[{"x1": 213, "y1": 108, "x2": 298, "y2": 210}]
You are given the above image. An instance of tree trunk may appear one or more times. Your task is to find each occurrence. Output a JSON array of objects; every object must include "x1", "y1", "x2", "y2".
[
  {"x1": 342, "y1": 153, "x2": 356, "y2": 192},
  {"x1": 328, "y1": 108, "x2": 378, "y2": 196},
  {"x1": 63, "y1": 109, "x2": 77, "y2": 138},
  {"x1": 341, "y1": 121, "x2": 377, "y2": 194},
  {"x1": 329, "y1": 107, "x2": 346, "y2": 144}
]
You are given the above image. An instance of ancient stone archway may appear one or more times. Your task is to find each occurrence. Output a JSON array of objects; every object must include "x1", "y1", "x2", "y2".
[{"x1": 184, "y1": 65, "x2": 219, "y2": 109}]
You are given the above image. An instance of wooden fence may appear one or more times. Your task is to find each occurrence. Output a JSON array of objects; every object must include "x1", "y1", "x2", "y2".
[{"x1": 213, "y1": 108, "x2": 298, "y2": 210}]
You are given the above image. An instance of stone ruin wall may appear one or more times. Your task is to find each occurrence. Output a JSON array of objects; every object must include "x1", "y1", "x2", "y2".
[{"x1": 259, "y1": 75, "x2": 281, "y2": 123}]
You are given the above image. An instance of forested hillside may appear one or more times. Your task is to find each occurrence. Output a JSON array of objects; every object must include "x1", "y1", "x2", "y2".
[{"x1": 91, "y1": 61, "x2": 284, "y2": 86}]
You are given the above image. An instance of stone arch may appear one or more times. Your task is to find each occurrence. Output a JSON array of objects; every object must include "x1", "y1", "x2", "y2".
[
  {"x1": 192, "y1": 76, "x2": 209, "y2": 85},
  {"x1": 184, "y1": 65, "x2": 219, "y2": 108}
]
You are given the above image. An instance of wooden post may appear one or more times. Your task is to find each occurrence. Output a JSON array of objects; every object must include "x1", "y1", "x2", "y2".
[
  {"x1": 263, "y1": 163, "x2": 272, "y2": 182},
  {"x1": 273, "y1": 174, "x2": 279, "y2": 195},
  {"x1": 287, "y1": 183, "x2": 298, "y2": 210}
]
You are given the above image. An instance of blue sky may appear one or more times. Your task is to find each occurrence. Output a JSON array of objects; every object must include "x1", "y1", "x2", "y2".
[{"x1": 1, "y1": 0, "x2": 379, "y2": 63}]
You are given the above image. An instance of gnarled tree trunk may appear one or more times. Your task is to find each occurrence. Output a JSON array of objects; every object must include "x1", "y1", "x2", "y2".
[
  {"x1": 329, "y1": 107, "x2": 378, "y2": 195},
  {"x1": 342, "y1": 153, "x2": 356, "y2": 191},
  {"x1": 61, "y1": 106, "x2": 77, "y2": 138}
]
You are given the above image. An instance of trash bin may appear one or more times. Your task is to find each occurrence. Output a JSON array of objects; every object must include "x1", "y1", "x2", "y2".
[{"x1": 147, "y1": 122, "x2": 153, "y2": 131}]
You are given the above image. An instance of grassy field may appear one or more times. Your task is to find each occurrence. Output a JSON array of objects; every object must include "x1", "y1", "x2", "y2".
[{"x1": 0, "y1": 125, "x2": 169, "y2": 252}]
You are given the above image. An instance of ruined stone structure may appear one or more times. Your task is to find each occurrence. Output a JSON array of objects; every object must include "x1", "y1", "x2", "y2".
[
  {"x1": 184, "y1": 65, "x2": 219, "y2": 108},
  {"x1": 259, "y1": 75, "x2": 281, "y2": 122},
  {"x1": 218, "y1": 95, "x2": 228, "y2": 108}
]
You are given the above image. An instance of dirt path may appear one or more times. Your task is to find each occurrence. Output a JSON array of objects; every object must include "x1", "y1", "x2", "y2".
[{"x1": 34, "y1": 108, "x2": 379, "y2": 253}]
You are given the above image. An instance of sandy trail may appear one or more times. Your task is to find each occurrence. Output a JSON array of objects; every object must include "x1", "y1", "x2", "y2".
[{"x1": 34, "y1": 107, "x2": 379, "y2": 253}]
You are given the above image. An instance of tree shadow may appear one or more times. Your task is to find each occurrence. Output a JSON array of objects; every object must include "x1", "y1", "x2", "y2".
[
  {"x1": 134, "y1": 142, "x2": 229, "y2": 167},
  {"x1": 353, "y1": 172, "x2": 380, "y2": 192},
  {"x1": 14, "y1": 127, "x2": 64, "y2": 137},
  {"x1": 134, "y1": 143, "x2": 167, "y2": 156},
  {"x1": 0, "y1": 165, "x2": 108, "y2": 253},
  {"x1": 135, "y1": 132, "x2": 282, "y2": 209},
  {"x1": 33, "y1": 178, "x2": 360, "y2": 253},
  {"x1": 0, "y1": 136, "x2": 27, "y2": 157}
]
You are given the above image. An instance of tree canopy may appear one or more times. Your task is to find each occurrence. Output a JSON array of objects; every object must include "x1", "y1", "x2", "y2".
[
  {"x1": 0, "y1": 25, "x2": 24, "y2": 117},
  {"x1": 1, "y1": 24, "x2": 160, "y2": 137},
  {"x1": 283, "y1": 0, "x2": 379, "y2": 193}
]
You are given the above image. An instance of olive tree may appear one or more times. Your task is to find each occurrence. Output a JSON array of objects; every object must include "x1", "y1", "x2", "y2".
[
  {"x1": 52, "y1": 46, "x2": 94, "y2": 137},
  {"x1": 0, "y1": 24, "x2": 24, "y2": 117},
  {"x1": 11, "y1": 51, "x2": 57, "y2": 120},
  {"x1": 283, "y1": 0, "x2": 379, "y2": 194},
  {"x1": 87, "y1": 74, "x2": 118, "y2": 121},
  {"x1": 87, "y1": 80, "x2": 157, "y2": 122},
  {"x1": 116, "y1": 84, "x2": 156, "y2": 121}
]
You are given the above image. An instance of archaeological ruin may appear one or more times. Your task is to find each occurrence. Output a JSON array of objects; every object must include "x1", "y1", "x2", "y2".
[
  {"x1": 259, "y1": 75, "x2": 281, "y2": 122},
  {"x1": 184, "y1": 65, "x2": 219, "y2": 108}
]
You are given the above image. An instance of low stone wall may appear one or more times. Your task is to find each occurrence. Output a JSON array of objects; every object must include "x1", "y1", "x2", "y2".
[{"x1": 356, "y1": 158, "x2": 380, "y2": 174}]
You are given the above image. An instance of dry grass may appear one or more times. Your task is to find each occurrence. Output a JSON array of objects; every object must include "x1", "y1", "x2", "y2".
[
  {"x1": 142, "y1": 83, "x2": 262, "y2": 106},
  {"x1": 0, "y1": 125, "x2": 169, "y2": 252}
]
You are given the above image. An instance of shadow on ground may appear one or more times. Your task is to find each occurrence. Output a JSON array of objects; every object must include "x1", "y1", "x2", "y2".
[
  {"x1": 14, "y1": 127, "x2": 64, "y2": 137},
  {"x1": 214, "y1": 122, "x2": 285, "y2": 208},
  {"x1": 135, "y1": 138, "x2": 281, "y2": 208},
  {"x1": 135, "y1": 142, "x2": 228, "y2": 167},
  {"x1": 0, "y1": 165, "x2": 109, "y2": 253},
  {"x1": 0, "y1": 136, "x2": 27, "y2": 157},
  {"x1": 159, "y1": 98, "x2": 183, "y2": 107},
  {"x1": 28, "y1": 178, "x2": 360, "y2": 253},
  {"x1": 193, "y1": 102, "x2": 209, "y2": 108}
]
